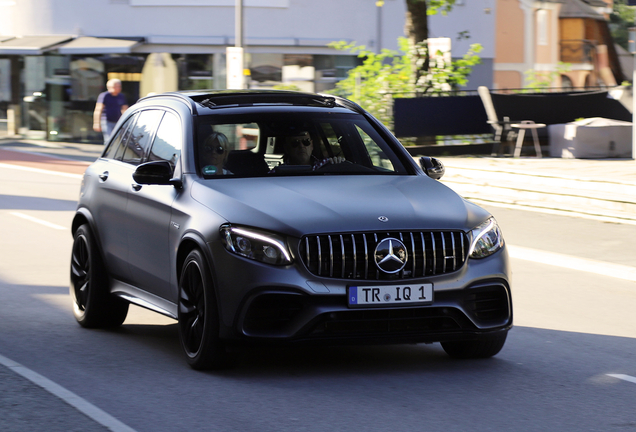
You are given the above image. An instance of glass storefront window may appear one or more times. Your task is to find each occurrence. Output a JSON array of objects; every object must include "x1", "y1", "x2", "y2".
[
  {"x1": 248, "y1": 53, "x2": 283, "y2": 87},
  {"x1": 174, "y1": 54, "x2": 214, "y2": 90}
]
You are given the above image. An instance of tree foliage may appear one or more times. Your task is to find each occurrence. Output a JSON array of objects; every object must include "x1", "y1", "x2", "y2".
[
  {"x1": 610, "y1": 0, "x2": 636, "y2": 51},
  {"x1": 328, "y1": 38, "x2": 482, "y2": 128},
  {"x1": 523, "y1": 62, "x2": 571, "y2": 90}
]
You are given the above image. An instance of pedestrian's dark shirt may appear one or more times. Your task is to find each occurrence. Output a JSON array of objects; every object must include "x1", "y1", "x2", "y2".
[{"x1": 97, "y1": 91, "x2": 127, "y2": 122}]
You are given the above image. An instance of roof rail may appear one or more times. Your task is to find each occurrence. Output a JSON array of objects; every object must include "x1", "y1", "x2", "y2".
[
  {"x1": 325, "y1": 94, "x2": 366, "y2": 115},
  {"x1": 184, "y1": 90, "x2": 338, "y2": 109},
  {"x1": 137, "y1": 92, "x2": 199, "y2": 114}
]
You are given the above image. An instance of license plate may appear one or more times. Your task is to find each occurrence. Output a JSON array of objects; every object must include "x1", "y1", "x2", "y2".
[{"x1": 348, "y1": 284, "x2": 433, "y2": 307}]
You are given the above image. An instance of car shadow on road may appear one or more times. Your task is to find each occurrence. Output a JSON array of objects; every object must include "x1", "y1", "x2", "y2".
[{"x1": 109, "y1": 322, "x2": 511, "y2": 377}]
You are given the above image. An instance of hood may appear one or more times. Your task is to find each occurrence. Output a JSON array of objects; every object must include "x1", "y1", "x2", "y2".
[{"x1": 191, "y1": 175, "x2": 490, "y2": 237}]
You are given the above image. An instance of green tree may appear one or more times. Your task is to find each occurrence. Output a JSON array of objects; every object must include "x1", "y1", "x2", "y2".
[
  {"x1": 329, "y1": 38, "x2": 482, "y2": 128},
  {"x1": 524, "y1": 62, "x2": 571, "y2": 90},
  {"x1": 610, "y1": 0, "x2": 636, "y2": 51},
  {"x1": 405, "y1": 0, "x2": 457, "y2": 87}
]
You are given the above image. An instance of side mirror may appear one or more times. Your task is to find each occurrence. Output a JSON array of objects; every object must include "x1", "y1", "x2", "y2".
[
  {"x1": 419, "y1": 156, "x2": 445, "y2": 180},
  {"x1": 133, "y1": 160, "x2": 180, "y2": 186}
]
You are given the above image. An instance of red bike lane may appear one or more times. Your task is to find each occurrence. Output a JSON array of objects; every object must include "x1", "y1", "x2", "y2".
[{"x1": 0, "y1": 148, "x2": 89, "y2": 176}]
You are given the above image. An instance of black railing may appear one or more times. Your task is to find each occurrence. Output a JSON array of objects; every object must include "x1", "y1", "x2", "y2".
[{"x1": 560, "y1": 39, "x2": 597, "y2": 64}]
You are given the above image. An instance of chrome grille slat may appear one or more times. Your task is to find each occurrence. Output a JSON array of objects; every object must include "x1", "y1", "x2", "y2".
[
  {"x1": 399, "y1": 232, "x2": 405, "y2": 279},
  {"x1": 340, "y1": 234, "x2": 345, "y2": 278},
  {"x1": 441, "y1": 232, "x2": 446, "y2": 273},
  {"x1": 451, "y1": 233, "x2": 457, "y2": 271},
  {"x1": 409, "y1": 232, "x2": 416, "y2": 277},
  {"x1": 374, "y1": 233, "x2": 379, "y2": 280},
  {"x1": 317, "y1": 235, "x2": 322, "y2": 276},
  {"x1": 328, "y1": 236, "x2": 333, "y2": 277},
  {"x1": 420, "y1": 232, "x2": 426, "y2": 277},
  {"x1": 301, "y1": 230, "x2": 467, "y2": 281},
  {"x1": 363, "y1": 234, "x2": 369, "y2": 279},
  {"x1": 351, "y1": 234, "x2": 357, "y2": 279},
  {"x1": 431, "y1": 233, "x2": 437, "y2": 275}
]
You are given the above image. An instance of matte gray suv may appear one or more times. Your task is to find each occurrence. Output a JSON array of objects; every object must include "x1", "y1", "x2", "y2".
[{"x1": 70, "y1": 90, "x2": 512, "y2": 369}]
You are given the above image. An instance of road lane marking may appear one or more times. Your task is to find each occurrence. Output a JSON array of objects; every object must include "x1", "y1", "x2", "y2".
[
  {"x1": 0, "y1": 353, "x2": 136, "y2": 432},
  {"x1": 607, "y1": 374, "x2": 636, "y2": 385},
  {"x1": 469, "y1": 199, "x2": 636, "y2": 226},
  {"x1": 0, "y1": 162, "x2": 83, "y2": 179},
  {"x1": 507, "y1": 245, "x2": 636, "y2": 283},
  {"x1": 10, "y1": 212, "x2": 67, "y2": 230}
]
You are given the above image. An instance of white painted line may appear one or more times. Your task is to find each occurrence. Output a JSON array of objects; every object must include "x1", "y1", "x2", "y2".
[
  {"x1": 507, "y1": 245, "x2": 636, "y2": 283},
  {"x1": 607, "y1": 374, "x2": 636, "y2": 385},
  {"x1": 10, "y1": 212, "x2": 68, "y2": 230},
  {"x1": 0, "y1": 162, "x2": 83, "y2": 179},
  {"x1": 468, "y1": 199, "x2": 636, "y2": 226},
  {"x1": 0, "y1": 353, "x2": 136, "y2": 432}
]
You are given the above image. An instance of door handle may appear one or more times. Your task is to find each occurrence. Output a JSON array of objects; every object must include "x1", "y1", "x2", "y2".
[
  {"x1": 132, "y1": 184, "x2": 142, "y2": 191},
  {"x1": 99, "y1": 171, "x2": 109, "y2": 181}
]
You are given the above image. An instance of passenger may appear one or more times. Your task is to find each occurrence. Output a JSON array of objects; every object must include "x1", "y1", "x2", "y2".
[
  {"x1": 200, "y1": 132, "x2": 232, "y2": 175},
  {"x1": 282, "y1": 131, "x2": 345, "y2": 169}
]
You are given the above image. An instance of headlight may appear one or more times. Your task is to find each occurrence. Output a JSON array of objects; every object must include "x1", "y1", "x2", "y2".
[
  {"x1": 220, "y1": 224, "x2": 293, "y2": 265},
  {"x1": 468, "y1": 217, "x2": 504, "y2": 259}
]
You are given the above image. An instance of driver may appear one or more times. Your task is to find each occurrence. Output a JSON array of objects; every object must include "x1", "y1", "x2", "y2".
[{"x1": 283, "y1": 131, "x2": 345, "y2": 169}]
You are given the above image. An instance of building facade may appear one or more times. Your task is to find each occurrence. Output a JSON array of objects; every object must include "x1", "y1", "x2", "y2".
[
  {"x1": 0, "y1": 0, "x2": 407, "y2": 141},
  {"x1": 428, "y1": 0, "x2": 623, "y2": 90}
]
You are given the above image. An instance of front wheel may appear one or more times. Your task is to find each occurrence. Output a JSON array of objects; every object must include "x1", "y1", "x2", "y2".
[
  {"x1": 178, "y1": 249, "x2": 232, "y2": 370},
  {"x1": 70, "y1": 224, "x2": 128, "y2": 328},
  {"x1": 441, "y1": 331, "x2": 508, "y2": 359}
]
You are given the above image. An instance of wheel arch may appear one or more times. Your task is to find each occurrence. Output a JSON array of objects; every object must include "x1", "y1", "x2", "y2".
[
  {"x1": 176, "y1": 231, "x2": 225, "y2": 325},
  {"x1": 71, "y1": 209, "x2": 107, "y2": 262},
  {"x1": 176, "y1": 232, "x2": 216, "y2": 287}
]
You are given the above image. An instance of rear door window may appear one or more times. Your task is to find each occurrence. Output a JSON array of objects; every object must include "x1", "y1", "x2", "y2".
[
  {"x1": 120, "y1": 110, "x2": 163, "y2": 165},
  {"x1": 147, "y1": 111, "x2": 182, "y2": 175},
  {"x1": 103, "y1": 114, "x2": 136, "y2": 160}
]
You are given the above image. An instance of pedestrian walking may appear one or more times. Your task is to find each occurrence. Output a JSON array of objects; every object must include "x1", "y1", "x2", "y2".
[{"x1": 93, "y1": 79, "x2": 128, "y2": 143}]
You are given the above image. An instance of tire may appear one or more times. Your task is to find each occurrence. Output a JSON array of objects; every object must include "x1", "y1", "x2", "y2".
[
  {"x1": 70, "y1": 224, "x2": 129, "y2": 328},
  {"x1": 441, "y1": 331, "x2": 508, "y2": 359},
  {"x1": 178, "y1": 249, "x2": 232, "y2": 370}
]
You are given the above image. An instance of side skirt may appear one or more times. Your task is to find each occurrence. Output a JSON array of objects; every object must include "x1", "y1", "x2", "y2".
[{"x1": 110, "y1": 279, "x2": 178, "y2": 319}]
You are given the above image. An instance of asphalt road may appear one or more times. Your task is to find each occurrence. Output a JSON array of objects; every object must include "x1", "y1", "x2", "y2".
[{"x1": 0, "y1": 146, "x2": 635, "y2": 431}]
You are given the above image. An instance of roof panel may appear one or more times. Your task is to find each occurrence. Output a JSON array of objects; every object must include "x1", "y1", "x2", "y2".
[
  {"x1": 0, "y1": 35, "x2": 74, "y2": 55},
  {"x1": 56, "y1": 37, "x2": 142, "y2": 55}
]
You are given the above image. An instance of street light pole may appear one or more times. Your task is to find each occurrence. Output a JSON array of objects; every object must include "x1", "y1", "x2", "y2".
[
  {"x1": 376, "y1": 0, "x2": 384, "y2": 54},
  {"x1": 236, "y1": 0, "x2": 243, "y2": 49},
  {"x1": 227, "y1": 0, "x2": 245, "y2": 89}
]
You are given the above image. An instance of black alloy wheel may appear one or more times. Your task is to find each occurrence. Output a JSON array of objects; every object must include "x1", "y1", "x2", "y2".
[
  {"x1": 70, "y1": 224, "x2": 128, "y2": 328},
  {"x1": 178, "y1": 249, "x2": 231, "y2": 370}
]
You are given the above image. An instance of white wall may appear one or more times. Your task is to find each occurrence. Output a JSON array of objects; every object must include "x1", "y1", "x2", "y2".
[
  {"x1": 428, "y1": 0, "x2": 496, "y2": 59},
  {"x1": 0, "y1": 0, "x2": 408, "y2": 53},
  {"x1": 427, "y1": 0, "x2": 496, "y2": 88}
]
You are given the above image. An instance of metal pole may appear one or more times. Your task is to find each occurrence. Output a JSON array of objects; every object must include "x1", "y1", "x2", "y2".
[
  {"x1": 236, "y1": 0, "x2": 243, "y2": 48},
  {"x1": 376, "y1": 0, "x2": 384, "y2": 54}
]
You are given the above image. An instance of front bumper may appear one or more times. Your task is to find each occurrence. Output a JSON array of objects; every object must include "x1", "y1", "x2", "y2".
[
  {"x1": 209, "y1": 240, "x2": 512, "y2": 345},
  {"x1": 235, "y1": 279, "x2": 512, "y2": 345}
]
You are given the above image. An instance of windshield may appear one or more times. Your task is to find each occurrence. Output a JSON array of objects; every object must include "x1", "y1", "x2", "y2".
[{"x1": 195, "y1": 111, "x2": 409, "y2": 178}]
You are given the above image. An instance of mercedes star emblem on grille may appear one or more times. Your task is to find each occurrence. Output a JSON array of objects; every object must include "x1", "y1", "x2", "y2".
[
  {"x1": 378, "y1": 216, "x2": 389, "y2": 222},
  {"x1": 374, "y1": 238, "x2": 408, "y2": 274}
]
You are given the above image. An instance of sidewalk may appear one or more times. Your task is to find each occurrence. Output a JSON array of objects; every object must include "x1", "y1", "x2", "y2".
[
  {"x1": 439, "y1": 156, "x2": 636, "y2": 224},
  {"x1": 1, "y1": 137, "x2": 635, "y2": 224}
]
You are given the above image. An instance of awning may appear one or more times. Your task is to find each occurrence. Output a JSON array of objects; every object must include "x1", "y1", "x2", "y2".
[
  {"x1": 0, "y1": 35, "x2": 74, "y2": 55},
  {"x1": 56, "y1": 37, "x2": 142, "y2": 55}
]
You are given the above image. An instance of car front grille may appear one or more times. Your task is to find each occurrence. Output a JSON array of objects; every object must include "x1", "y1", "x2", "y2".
[{"x1": 299, "y1": 231, "x2": 468, "y2": 280}]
